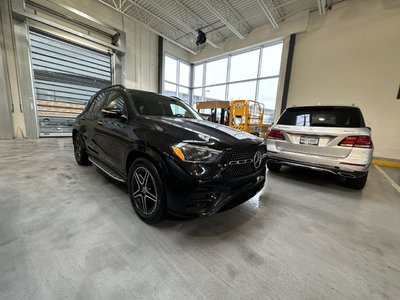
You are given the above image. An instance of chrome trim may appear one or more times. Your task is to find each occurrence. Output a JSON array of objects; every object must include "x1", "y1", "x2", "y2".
[
  {"x1": 89, "y1": 157, "x2": 125, "y2": 183},
  {"x1": 271, "y1": 160, "x2": 338, "y2": 175},
  {"x1": 338, "y1": 172, "x2": 356, "y2": 178},
  {"x1": 269, "y1": 159, "x2": 357, "y2": 178},
  {"x1": 228, "y1": 153, "x2": 267, "y2": 166},
  {"x1": 229, "y1": 159, "x2": 253, "y2": 165},
  {"x1": 253, "y1": 151, "x2": 262, "y2": 169}
]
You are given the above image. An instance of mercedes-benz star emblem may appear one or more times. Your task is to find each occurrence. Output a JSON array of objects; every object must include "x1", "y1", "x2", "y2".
[{"x1": 253, "y1": 151, "x2": 262, "y2": 169}]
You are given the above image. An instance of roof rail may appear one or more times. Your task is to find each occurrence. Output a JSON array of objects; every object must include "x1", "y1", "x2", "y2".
[{"x1": 106, "y1": 84, "x2": 126, "y2": 89}]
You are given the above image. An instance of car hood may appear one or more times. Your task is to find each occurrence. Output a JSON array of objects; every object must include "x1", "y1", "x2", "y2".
[{"x1": 141, "y1": 116, "x2": 262, "y2": 149}]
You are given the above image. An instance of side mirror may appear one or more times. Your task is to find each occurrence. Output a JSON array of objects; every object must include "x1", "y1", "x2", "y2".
[{"x1": 102, "y1": 108, "x2": 125, "y2": 118}]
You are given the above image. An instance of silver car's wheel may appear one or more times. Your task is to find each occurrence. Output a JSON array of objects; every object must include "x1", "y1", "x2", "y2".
[{"x1": 267, "y1": 160, "x2": 281, "y2": 172}]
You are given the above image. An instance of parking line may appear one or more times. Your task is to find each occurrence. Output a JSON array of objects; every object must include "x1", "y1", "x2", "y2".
[{"x1": 375, "y1": 165, "x2": 400, "y2": 194}]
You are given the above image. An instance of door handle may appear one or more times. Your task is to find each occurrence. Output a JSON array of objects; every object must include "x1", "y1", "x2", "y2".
[{"x1": 97, "y1": 120, "x2": 104, "y2": 126}]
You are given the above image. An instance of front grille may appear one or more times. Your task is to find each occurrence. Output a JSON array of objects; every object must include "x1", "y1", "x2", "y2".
[
  {"x1": 230, "y1": 146, "x2": 258, "y2": 161},
  {"x1": 226, "y1": 163, "x2": 255, "y2": 177},
  {"x1": 225, "y1": 145, "x2": 266, "y2": 177}
]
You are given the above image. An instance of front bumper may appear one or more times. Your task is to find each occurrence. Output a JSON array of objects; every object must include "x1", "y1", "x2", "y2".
[{"x1": 163, "y1": 157, "x2": 266, "y2": 216}]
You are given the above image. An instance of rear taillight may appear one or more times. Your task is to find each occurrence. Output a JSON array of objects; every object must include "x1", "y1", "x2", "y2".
[
  {"x1": 268, "y1": 130, "x2": 285, "y2": 140},
  {"x1": 338, "y1": 135, "x2": 373, "y2": 148}
]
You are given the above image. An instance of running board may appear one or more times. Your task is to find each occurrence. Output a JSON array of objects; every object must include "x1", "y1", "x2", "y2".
[{"x1": 89, "y1": 157, "x2": 125, "y2": 183}]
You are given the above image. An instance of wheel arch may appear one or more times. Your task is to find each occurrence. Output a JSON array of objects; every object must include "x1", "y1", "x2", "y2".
[
  {"x1": 125, "y1": 146, "x2": 168, "y2": 179},
  {"x1": 72, "y1": 129, "x2": 78, "y2": 140}
]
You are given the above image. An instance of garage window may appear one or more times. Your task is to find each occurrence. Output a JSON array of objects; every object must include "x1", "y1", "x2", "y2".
[
  {"x1": 163, "y1": 54, "x2": 190, "y2": 103},
  {"x1": 29, "y1": 29, "x2": 112, "y2": 136},
  {"x1": 193, "y1": 42, "x2": 283, "y2": 123}
]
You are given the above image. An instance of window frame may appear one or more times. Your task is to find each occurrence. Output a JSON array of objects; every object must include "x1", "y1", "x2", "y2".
[
  {"x1": 163, "y1": 53, "x2": 191, "y2": 104},
  {"x1": 191, "y1": 41, "x2": 284, "y2": 123}
]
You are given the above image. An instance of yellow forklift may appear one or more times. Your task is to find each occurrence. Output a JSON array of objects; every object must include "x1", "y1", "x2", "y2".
[
  {"x1": 196, "y1": 99, "x2": 265, "y2": 136},
  {"x1": 196, "y1": 100, "x2": 230, "y2": 124}
]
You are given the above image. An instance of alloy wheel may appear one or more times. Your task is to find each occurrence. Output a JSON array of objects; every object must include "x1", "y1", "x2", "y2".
[
  {"x1": 74, "y1": 135, "x2": 82, "y2": 160},
  {"x1": 131, "y1": 167, "x2": 158, "y2": 215}
]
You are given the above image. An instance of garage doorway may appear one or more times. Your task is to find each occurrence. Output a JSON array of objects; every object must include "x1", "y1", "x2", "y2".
[{"x1": 29, "y1": 29, "x2": 112, "y2": 136}]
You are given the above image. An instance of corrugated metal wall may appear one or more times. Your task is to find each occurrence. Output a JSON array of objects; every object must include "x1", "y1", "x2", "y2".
[{"x1": 29, "y1": 29, "x2": 112, "y2": 136}]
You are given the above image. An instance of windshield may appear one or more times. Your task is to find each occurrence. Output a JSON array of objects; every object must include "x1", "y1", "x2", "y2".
[
  {"x1": 277, "y1": 106, "x2": 365, "y2": 128},
  {"x1": 129, "y1": 90, "x2": 202, "y2": 120}
]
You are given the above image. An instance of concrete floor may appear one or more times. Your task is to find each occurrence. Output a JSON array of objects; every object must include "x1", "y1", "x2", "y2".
[{"x1": 1, "y1": 138, "x2": 400, "y2": 300}]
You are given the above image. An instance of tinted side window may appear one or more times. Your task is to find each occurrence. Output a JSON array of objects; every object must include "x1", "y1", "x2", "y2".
[
  {"x1": 278, "y1": 107, "x2": 365, "y2": 128},
  {"x1": 103, "y1": 91, "x2": 127, "y2": 116},
  {"x1": 89, "y1": 92, "x2": 108, "y2": 114},
  {"x1": 129, "y1": 90, "x2": 202, "y2": 119}
]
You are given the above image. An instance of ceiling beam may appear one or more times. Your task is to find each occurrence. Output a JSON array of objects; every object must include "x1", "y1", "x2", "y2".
[
  {"x1": 199, "y1": 0, "x2": 245, "y2": 40},
  {"x1": 143, "y1": 0, "x2": 219, "y2": 48},
  {"x1": 97, "y1": 0, "x2": 197, "y2": 54},
  {"x1": 171, "y1": 0, "x2": 225, "y2": 41},
  {"x1": 256, "y1": 0, "x2": 279, "y2": 29},
  {"x1": 317, "y1": 0, "x2": 327, "y2": 14},
  {"x1": 220, "y1": 0, "x2": 251, "y2": 32}
]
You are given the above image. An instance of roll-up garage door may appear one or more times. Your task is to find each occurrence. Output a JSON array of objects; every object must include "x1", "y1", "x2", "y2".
[{"x1": 29, "y1": 29, "x2": 112, "y2": 136}]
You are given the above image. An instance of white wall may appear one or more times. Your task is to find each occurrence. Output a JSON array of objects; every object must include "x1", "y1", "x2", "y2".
[
  {"x1": 123, "y1": 16, "x2": 158, "y2": 92},
  {"x1": 164, "y1": 40, "x2": 191, "y2": 63},
  {"x1": 0, "y1": 0, "x2": 27, "y2": 138},
  {"x1": 288, "y1": 0, "x2": 400, "y2": 160}
]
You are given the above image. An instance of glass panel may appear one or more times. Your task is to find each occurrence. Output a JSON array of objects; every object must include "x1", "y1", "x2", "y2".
[
  {"x1": 178, "y1": 86, "x2": 189, "y2": 103},
  {"x1": 228, "y1": 80, "x2": 257, "y2": 101},
  {"x1": 129, "y1": 91, "x2": 201, "y2": 119},
  {"x1": 192, "y1": 88, "x2": 203, "y2": 108},
  {"x1": 205, "y1": 58, "x2": 228, "y2": 85},
  {"x1": 229, "y1": 49, "x2": 260, "y2": 82},
  {"x1": 257, "y1": 78, "x2": 279, "y2": 123},
  {"x1": 205, "y1": 85, "x2": 226, "y2": 101},
  {"x1": 164, "y1": 82, "x2": 177, "y2": 97},
  {"x1": 278, "y1": 107, "x2": 365, "y2": 127},
  {"x1": 170, "y1": 103, "x2": 187, "y2": 116},
  {"x1": 164, "y1": 55, "x2": 177, "y2": 83},
  {"x1": 260, "y1": 43, "x2": 283, "y2": 77},
  {"x1": 179, "y1": 62, "x2": 190, "y2": 86},
  {"x1": 193, "y1": 64, "x2": 204, "y2": 87}
]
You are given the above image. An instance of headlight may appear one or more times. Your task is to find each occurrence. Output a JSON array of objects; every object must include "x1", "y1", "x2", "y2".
[{"x1": 171, "y1": 143, "x2": 223, "y2": 163}]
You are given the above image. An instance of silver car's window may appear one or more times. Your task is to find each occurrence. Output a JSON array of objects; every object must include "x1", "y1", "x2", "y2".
[{"x1": 278, "y1": 107, "x2": 365, "y2": 128}]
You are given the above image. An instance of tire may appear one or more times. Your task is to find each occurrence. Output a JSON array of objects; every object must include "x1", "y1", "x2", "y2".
[
  {"x1": 73, "y1": 133, "x2": 90, "y2": 166},
  {"x1": 267, "y1": 160, "x2": 281, "y2": 172},
  {"x1": 345, "y1": 172, "x2": 368, "y2": 190},
  {"x1": 128, "y1": 158, "x2": 166, "y2": 224}
]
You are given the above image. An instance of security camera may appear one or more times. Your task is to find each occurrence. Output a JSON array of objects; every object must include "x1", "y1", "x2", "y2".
[{"x1": 196, "y1": 29, "x2": 207, "y2": 46}]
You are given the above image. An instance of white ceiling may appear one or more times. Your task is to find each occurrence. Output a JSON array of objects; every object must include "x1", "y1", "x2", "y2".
[{"x1": 97, "y1": 0, "x2": 344, "y2": 54}]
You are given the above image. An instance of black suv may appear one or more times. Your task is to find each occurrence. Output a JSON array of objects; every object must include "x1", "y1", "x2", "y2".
[{"x1": 73, "y1": 85, "x2": 267, "y2": 224}]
